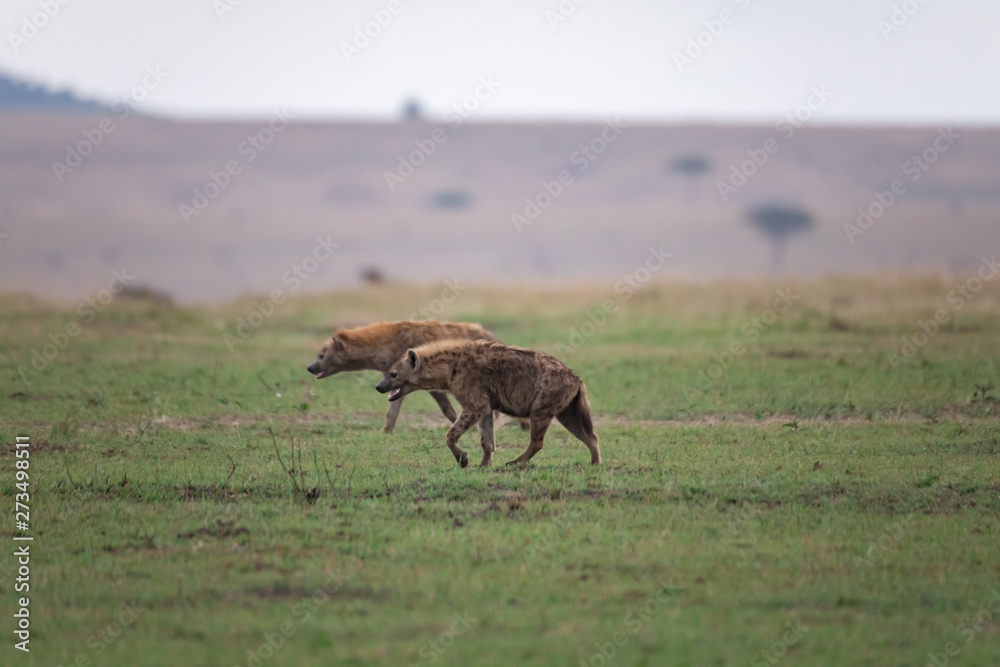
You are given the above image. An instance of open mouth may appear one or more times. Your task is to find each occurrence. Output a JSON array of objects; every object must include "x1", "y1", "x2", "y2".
[
  {"x1": 314, "y1": 370, "x2": 331, "y2": 379},
  {"x1": 388, "y1": 387, "x2": 402, "y2": 402}
]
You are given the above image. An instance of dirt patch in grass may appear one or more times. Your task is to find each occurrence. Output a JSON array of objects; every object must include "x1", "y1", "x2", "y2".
[
  {"x1": 241, "y1": 583, "x2": 386, "y2": 603},
  {"x1": 23, "y1": 409, "x2": 995, "y2": 441},
  {"x1": 438, "y1": 479, "x2": 1000, "y2": 522},
  {"x1": 596, "y1": 410, "x2": 997, "y2": 427},
  {"x1": 766, "y1": 349, "x2": 823, "y2": 359},
  {"x1": 704, "y1": 482, "x2": 1000, "y2": 516},
  {"x1": 4, "y1": 438, "x2": 71, "y2": 455},
  {"x1": 177, "y1": 520, "x2": 250, "y2": 540},
  {"x1": 173, "y1": 484, "x2": 290, "y2": 503},
  {"x1": 101, "y1": 448, "x2": 129, "y2": 458}
]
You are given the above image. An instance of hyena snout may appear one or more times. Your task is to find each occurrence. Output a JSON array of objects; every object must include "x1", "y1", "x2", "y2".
[
  {"x1": 306, "y1": 362, "x2": 321, "y2": 375},
  {"x1": 374, "y1": 378, "x2": 405, "y2": 402}
]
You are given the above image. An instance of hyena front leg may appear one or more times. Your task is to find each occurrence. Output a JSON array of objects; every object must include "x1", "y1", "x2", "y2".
[
  {"x1": 506, "y1": 416, "x2": 551, "y2": 466},
  {"x1": 429, "y1": 390, "x2": 458, "y2": 423},
  {"x1": 445, "y1": 410, "x2": 482, "y2": 468},
  {"x1": 478, "y1": 413, "x2": 495, "y2": 467},
  {"x1": 382, "y1": 394, "x2": 404, "y2": 433}
]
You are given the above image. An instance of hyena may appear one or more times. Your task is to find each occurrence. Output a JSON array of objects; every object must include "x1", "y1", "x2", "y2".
[
  {"x1": 306, "y1": 321, "x2": 497, "y2": 433},
  {"x1": 375, "y1": 339, "x2": 601, "y2": 468}
]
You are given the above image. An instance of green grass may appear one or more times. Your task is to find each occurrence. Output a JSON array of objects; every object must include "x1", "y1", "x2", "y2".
[{"x1": 1, "y1": 277, "x2": 999, "y2": 666}]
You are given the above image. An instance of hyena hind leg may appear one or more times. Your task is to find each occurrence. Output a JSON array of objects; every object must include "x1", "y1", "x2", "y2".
[
  {"x1": 556, "y1": 400, "x2": 602, "y2": 465},
  {"x1": 478, "y1": 413, "x2": 495, "y2": 467},
  {"x1": 506, "y1": 417, "x2": 551, "y2": 466}
]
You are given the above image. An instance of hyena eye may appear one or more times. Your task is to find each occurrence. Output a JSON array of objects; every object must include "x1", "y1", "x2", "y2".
[{"x1": 389, "y1": 372, "x2": 398, "y2": 379}]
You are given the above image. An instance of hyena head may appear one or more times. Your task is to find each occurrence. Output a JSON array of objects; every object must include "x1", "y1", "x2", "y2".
[
  {"x1": 375, "y1": 349, "x2": 422, "y2": 402},
  {"x1": 306, "y1": 336, "x2": 347, "y2": 379}
]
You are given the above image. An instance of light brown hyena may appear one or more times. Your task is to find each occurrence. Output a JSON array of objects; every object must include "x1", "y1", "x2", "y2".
[
  {"x1": 375, "y1": 339, "x2": 601, "y2": 468},
  {"x1": 306, "y1": 321, "x2": 497, "y2": 433}
]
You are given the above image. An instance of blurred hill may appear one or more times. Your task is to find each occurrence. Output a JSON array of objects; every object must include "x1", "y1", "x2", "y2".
[{"x1": 0, "y1": 111, "x2": 997, "y2": 302}]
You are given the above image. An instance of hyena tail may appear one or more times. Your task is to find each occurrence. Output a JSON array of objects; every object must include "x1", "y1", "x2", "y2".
[
  {"x1": 556, "y1": 384, "x2": 601, "y2": 465},
  {"x1": 575, "y1": 384, "x2": 595, "y2": 438}
]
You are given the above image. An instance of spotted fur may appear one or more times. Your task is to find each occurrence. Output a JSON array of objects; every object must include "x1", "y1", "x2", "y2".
[{"x1": 376, "y1": 339, "x2": 601, "y2": 467}]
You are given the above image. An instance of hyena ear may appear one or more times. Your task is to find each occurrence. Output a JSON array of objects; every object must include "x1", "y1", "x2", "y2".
[
  {"x1": 406, "y1": 349, "x2": 419, "y2": 370},
  {"x1": 332, "y1": 337, "x2": 344, "y2": 352}
]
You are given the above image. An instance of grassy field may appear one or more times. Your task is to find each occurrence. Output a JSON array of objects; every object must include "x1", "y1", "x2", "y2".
[{"x1": 1, "y1": 275, "x2": 999, "y2": 666}]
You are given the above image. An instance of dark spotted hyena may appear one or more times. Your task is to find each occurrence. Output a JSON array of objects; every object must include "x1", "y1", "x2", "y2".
[{"x1": 376, "y1": 339, "x2": 601, "y2": 467}]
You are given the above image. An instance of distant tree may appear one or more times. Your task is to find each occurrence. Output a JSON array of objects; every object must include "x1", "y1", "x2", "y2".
[
  {"x1": 746, "y1": 203, "x2": 815, "y2": 271},
  {"x1": 669, "y1": 155, "x2": 712, "y2": 177},
  {"x1": 359, "y1": 267, "x2": 385, "y2": 285},
  {"x1": 669, "y1": 154, "x2": 712, "y2": 201},
  {"x1": 428, "y1": 189, "x2": 472, "y2": 211},
  {"x1": 402, "y1": 98, "x2": 423, "y2": 122}
]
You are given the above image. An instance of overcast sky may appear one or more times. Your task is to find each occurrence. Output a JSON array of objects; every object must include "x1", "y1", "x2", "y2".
[{"x1": 1, "y1": 0, "x2": 998, "y2": 124}]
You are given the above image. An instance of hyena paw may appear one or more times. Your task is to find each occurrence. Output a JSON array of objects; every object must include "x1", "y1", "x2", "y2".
[{"x1": 459, "y1": 451, "x2": 469, "y2": 468}]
